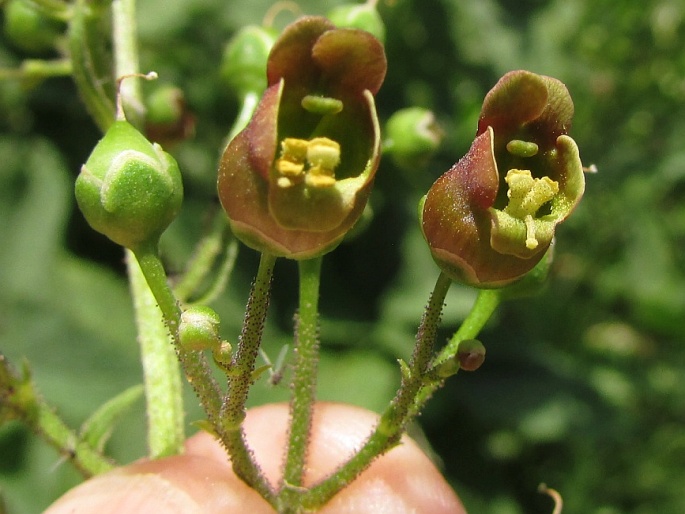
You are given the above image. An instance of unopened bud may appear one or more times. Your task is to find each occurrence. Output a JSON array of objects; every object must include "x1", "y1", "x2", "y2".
[{"x1": 178, "y1": 306, "x2": 221, "y2": 351}]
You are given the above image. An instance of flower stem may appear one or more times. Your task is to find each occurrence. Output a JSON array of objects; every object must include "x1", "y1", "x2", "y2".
[
  {"x1": 173, "y1": 211, "x2": 237, "y2": 305},
  {"x1": 300, "y1": 271, "x2": 452, "y2": 509},
  {"x1": 131, "y1": 244, "x2": 225, "y2": 447},
  {"x1": 126, "y1": 250, "x2": 184, "y2": 457},
  {"x1": 412, "y1": 287, "x2": 501, "y2": 414},
  {"x1": 219, "y1": 252, "x2": 277, "y2": 503},
  {"x1": 280, "y1": 257, "x2": 323, "y2": 502},
  {"x1": 435, "y1": 288, "x2": 500, "y2": 367},
  {"x1": 0, "y1": 59, "x2": 72, "y2": 82},
  {"x1": 223, "y1": 90, "x2": 260, "y2": 149}
]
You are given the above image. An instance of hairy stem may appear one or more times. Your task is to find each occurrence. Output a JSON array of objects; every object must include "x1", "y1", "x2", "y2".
[
  {"x1": 0, "y1": 355, "x2": 114, "y2": 476},
  {"x1": 218, "y1": 252, "x2": 278, "y2": 503},
  {"x1": 279, "y1": 257, "x2": 323, "y2": 506},
  {"x1": 411, "y1": 288, "x2": 500, "y2": 412},
  {"x1": 300, "y1": 272, "x2": 452, "y2": 509}
]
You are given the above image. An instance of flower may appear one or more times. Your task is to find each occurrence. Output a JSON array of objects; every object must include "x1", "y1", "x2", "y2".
[
  {"x1": 217, "y1": 16, "x2": 386, "y2": 259},
  {"x1": 420, "y1": 70, "x2": 585, "y2": 287}
]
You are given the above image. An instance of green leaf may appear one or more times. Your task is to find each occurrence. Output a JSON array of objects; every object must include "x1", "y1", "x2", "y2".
[{"x1": 79, "y1": 385, "x2": 144, "y2": 453}]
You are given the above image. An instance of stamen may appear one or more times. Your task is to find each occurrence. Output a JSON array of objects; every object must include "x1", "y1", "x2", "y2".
[
  {"x1": 504, "y1": 169, "x2": 559, "y2": 219},
  {"x1": 524, "y1": 214, "x2": 538, "y2": 249},
  {"x1": 275, "y1": 137, "x2": 341, "y2": 189}
]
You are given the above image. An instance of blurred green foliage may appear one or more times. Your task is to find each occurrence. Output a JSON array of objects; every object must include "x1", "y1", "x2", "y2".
[{"x1": 1, "y1": 0, "x2": 685, "y2": 512}]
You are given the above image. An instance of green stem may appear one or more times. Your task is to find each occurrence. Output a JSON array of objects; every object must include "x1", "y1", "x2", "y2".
[
  {"x1": 126, "y1": 250, "x2": 185, "y2": 457},
  {"x1": 0, "y1": 356, "x2": 114, "y2": 476},
  {"x1": 410, "y1": 288, "x2": 500, "y2": 414},
  {"x1": 111, "y1": 0, "x2": 145, "y2": 127},
  {"x1": 223, "y1": 91, "x2": 260, "y2": 148},
  {"x1": 132, "y1": 245, "x2": 220, "y2": 390},
  {"x1": 279, "y1": 257, "x2": 323, "y2": 504},
  {"x1": 434, "y1": 288, "x2": 500, "y2": 367},
  {"x1": 300, "y1": 271, "x2": 452, "y2": 509},
  {"x1": 173, "y1": 212, "x2": 237, "y2": 305},
  {"x1": 219, "y1": 252, "x2": 277, "y2": 503},
  {"x1": 0, "y1": 59, "x2": 72, "y2": 82},
  {"x1": 131, "y1": 244, "x2": 225, "y2": 437},
  {"x1": 112, "y1": 0, "x2": 192, "y2": 458},
  {"x1": 68, "y1": 0, "x2": 115, "y2": 132}
]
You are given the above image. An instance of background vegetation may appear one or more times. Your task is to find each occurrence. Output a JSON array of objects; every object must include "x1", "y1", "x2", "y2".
[{"x1": 1, "y1": 0, "x2": 684, "y2": 512}]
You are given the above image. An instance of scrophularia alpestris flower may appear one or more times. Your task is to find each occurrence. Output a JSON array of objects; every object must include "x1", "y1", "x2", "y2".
[
  {"x1": 421, "y1": 70, "x2": 585, "y2": 287},
  {"x1": 218, "y1": 16, "x2": 387, "y2": 259}
]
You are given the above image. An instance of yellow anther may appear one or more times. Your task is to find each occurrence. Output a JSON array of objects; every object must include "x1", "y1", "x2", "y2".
[
  {"x1": 276, "y1": 159, "x2": 304, "y2": 177},
  {"x1": 305, "y1": 169, "x2": 336, "y2": 188},
  {"x1": 307, "y1": 137, "x2": 340, "y2": 171},
  {"x1": 275, "y1": 136, "x2": 341, "y2": 189},
  {"x1": 281, "y1": 138, "x2": 309, "y2": 162}
]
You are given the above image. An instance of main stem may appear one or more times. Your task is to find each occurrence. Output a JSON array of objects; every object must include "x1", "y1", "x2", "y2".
[
  {"x1": 280, "y1": 257, "x2": 323, "y2": 503},
  {"x1": 126, "y1": 250, "x2": 184, "y2": 457}
]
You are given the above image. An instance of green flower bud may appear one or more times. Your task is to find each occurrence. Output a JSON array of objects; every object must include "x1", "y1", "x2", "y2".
[
  {"x1": 75, "y1": 119, "x2": 183, "y2": 250},
  {"x1": 327, "y1": 3, "x2": 386, "y2": 43},
  {"x1": 384, "y1": 107, "x2": 443, "y2": 170},
  {"x1": 212, "y1": 340, "x2": 233, "y2": 373},
  {"x1": 144, "y1": 84, "x2": 196, "y2": 148},
  {"x1": 220, "y1": 25, "x2": 277, "y2": 98},
  {"x1": 178, "y1": 306, "x2": 221, "y2": 351},
  {"x1": 3, "y1": 0, "x2": 65, "y2": 54}
]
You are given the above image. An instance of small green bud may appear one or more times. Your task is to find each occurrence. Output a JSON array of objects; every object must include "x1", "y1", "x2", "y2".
[
  {"x1": 3, "y1": 0, "x2": 65, "y2": 54},
  {"x1": 146, "y1": 85, "x2": 185, "y2": 125},
  {"x1": 75, "y1": 119, "x2": 183, "y2": 250},
  {"x1": 385, "y1": 107, "x2": 442, "y2": 170},
  {"x1": 212, "y1": 341, "x2": 233, "y2": 373},
  {"x1": 145, "y1": 84, "x2": 196, "y2": 148},
  {"x1": 220, "y1": 25, "x2": 277, "y2": 98},
  {"x1": 457, "y1": 339, "x2": 486, "y2": 371},
  {"x1": 178, "y1": 306, "x2": 221, "y2": 351},
  {"x1": 328, "y1": 3, "x2": 386, "y2": 43}
]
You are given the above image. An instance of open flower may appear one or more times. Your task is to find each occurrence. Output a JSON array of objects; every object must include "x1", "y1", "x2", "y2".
[
  {"x1": 218, "y1": 16, "x2": 386, "y2": 259},
  {"x1": 420, "y1": 70, "x2": 585, "y2": 287}
]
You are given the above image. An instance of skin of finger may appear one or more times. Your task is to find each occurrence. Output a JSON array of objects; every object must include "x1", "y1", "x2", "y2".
[{"x1": 45, "y1": 402, "x2": 466, "y2": 514}]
